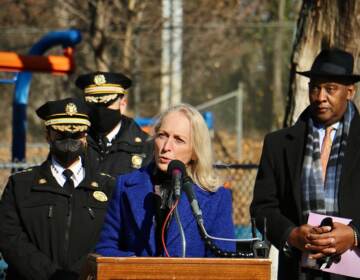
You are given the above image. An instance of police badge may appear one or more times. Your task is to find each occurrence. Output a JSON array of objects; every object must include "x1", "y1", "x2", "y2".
[
  {"x1": 131, "y1": 154, "x2": 143, "y2": 169},
  {"x1": 93, "y1": 191, "x2": 108, "y2": 202}
]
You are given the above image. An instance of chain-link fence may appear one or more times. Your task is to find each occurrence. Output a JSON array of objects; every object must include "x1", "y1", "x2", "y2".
[{"x1": 215, "y1": 164, "x2": 258, "y2": 225}]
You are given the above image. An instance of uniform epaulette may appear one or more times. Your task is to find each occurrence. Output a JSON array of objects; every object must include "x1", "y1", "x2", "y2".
[
  {"x1": 11, "y1": 168, "x2": 33, "y2": 176},
  {"x1": 99, "y1": 172, "x2": 115, "y2": 179}
]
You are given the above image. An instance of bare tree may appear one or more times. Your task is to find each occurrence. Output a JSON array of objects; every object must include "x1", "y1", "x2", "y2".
[
  {"x1": 272, "y1": 0, "x2": 285, "y2": 130},
  {"x1": 285, "y1": 0, "x2": 360, "y2": 126},
  {"x1": 59, "y1": 0, "x2": 152, "y2": 72},
  {"x1": 0, "y1": 0, "x2": 297, "y2": 138}
]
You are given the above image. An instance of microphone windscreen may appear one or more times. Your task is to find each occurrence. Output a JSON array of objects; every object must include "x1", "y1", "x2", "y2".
[{"x1": 167, "y1": 160, "x2": 186, "y2": 177}]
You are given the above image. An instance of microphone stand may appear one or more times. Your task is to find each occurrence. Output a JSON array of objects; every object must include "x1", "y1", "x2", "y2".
[
  {"x1": 198, "y1": 222, "x2": 255, "y2": 258},
  {"x1": 251, "y1": 217, "x2": 270, "y2": 258},
  {"x1": 167, "y1": 160, "x2": 187, "y2": 257},
  {"x1": 182, "y1": 177, "x2": 257, "y2": 258},
  {"x1": 174, "y1": 206, "x2": 186, "y2": 257}
]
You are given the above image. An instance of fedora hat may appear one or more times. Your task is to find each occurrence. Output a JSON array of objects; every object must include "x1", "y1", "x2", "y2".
[{"x1": 297, "y1": 48, "x2": 360, "y2": 83}]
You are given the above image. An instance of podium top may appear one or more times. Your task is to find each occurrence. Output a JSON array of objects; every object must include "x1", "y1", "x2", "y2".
[
  {"x1": 90, "y1": 254, "x2": 271, "y2": 265},
  {"x1": 83, "y1": 254, "x2": 271, "y2": 280}
]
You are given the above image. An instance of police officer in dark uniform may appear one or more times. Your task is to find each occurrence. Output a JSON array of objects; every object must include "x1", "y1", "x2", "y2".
[
  {"x1": 0, "y1": 98, "x2": 114, "y2": 280},
  {"x1": 75, "y1": 72, "x2": 153, "y2": 176}
]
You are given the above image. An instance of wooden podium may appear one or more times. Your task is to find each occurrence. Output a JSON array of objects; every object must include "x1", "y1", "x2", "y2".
[{"x1": 81, "y1": 254, "x2": 271, "y2": 280}]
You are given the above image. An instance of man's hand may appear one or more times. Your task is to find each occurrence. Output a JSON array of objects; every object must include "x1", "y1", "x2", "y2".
[
  {"x1": 287, "y1": 224, "x2": 325, "y2": 252},
  {"x1": 306, "y1": 222, "x2": 354, "y2": 259}
]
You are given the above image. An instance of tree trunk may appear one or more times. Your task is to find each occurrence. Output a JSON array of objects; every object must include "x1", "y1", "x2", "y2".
[
  {"x1": 89, "y1": 0, "x2": 111, "y2": 71},
  {"x1": 284, "y1": 0, "x2": 360, "y2": 126},
  {"x1": 272, "y1": 0, "x2": 285, "y2": 130}
]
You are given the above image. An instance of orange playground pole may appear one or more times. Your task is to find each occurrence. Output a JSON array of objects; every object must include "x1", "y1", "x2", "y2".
[{"x1": 0, "y1": 48, "x2": 75, "y2": 74}]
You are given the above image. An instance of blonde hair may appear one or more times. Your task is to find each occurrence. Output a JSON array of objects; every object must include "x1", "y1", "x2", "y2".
[{"x1": 153, "y1": 103, "x2": 219, "y2": 191}]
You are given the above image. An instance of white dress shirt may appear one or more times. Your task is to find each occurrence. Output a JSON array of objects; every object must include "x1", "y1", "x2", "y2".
[
  {"x1": 315, "y1": 122, "x2": 339, "y2": 150},
  {"x1": 50, "y1": 157, "x2": 85, "y2": 188},
  {"x1": 105, "y1": 122, "x2": 122, "y2": 146}
]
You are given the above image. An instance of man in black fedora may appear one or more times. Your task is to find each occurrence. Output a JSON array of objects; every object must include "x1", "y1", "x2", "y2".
[{"x1": 251, "y1": 48, "x2": 360, "y2": 279}]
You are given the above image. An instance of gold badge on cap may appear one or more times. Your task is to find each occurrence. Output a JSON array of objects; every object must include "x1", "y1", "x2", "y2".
[
  {"x1": 91, "y1": 181, "x2": 99, "y2": 188},
  {"x1": 38, "y1": 178, "x2": 47, "y2": 184},
  {"x1": 131, "y1": 154, "x2": 143, "y2": 169},
  {"x1": 93, "y1": 191, "x2": 108, "y2": 202},
  {"x1": 94, "y1": 74, "x2": 106, "y2": 85},
  {"x1": 134, "y1": 137, "x2": 142, "y2": 143},
  {"x1": 65, "y1": 103, "x2": 78, "y2": 116}
]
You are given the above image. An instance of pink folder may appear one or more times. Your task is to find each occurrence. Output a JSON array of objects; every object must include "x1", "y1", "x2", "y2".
[{"x1": 301, "y1": 212, "x2": 360, "y2": 278}]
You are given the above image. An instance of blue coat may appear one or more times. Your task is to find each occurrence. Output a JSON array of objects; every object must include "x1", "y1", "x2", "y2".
[{"x1": 95, "y1": 166, "x2": 236, "y2": 257}]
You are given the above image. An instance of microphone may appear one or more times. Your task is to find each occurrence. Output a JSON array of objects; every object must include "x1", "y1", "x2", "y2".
[
  {"x1": 183, "y1": 176, "x2": 204, "y2": 225},
  {"x1": 182, "y1": 176, "x2": 255, "y2": 258},
  {"x1": 166, "y1": 160, "x2": 187, "y2": 256},
  {"x1": 167, "y1": 160, "x2": 186, "y2": 199}
]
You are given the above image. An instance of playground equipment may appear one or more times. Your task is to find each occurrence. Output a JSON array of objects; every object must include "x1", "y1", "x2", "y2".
[
  {"x1": 0, "y1": 28, "x2": 215, "y2": 166},
  {"x1": 0, "y1": 49, "x2": 75, "y2": 74},
  {"x1": 0, "y1": 29, "x2": 82, "y2": 164}
]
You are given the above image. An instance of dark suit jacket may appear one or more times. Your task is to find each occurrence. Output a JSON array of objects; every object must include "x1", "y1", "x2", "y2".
[
  {"x1": 250, "y1": 107, "x2": 360, "y2": 279},
  {"x1": 95, "y1": 165, "x2": 236, "y2": 257}
]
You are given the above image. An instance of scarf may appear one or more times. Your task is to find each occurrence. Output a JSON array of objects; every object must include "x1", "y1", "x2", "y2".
[{"x1": 301, "y1": 101, "x2": 354, "y2": 221}]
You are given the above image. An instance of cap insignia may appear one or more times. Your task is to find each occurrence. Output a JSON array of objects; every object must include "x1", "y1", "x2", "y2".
[
  {"x1": 94, "y1": 74, "x2": 106, "y2": 85},
  {"x1": 134, "y1": 137, "x2": 142, "y2": 143},
  {"x1": 93, "y1": 191, "x2": 108, "y2": 202},
  {"x1": 65, "y1": 103, "x2": 77, "y2": 116}
]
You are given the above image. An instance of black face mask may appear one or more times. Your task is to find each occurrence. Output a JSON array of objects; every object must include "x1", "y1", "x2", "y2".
[
  {"x1": 50, "y1": 138, "x2": 85, "y2": 167},
  {"x1": 89, "y1": 105, "x2": 122, "y2": 135}
]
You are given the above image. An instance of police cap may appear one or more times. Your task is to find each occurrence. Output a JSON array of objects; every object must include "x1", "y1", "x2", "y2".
[
  {"x1": 36, "y1": 97, "x2": 90, "y2": 133},
  {"x1": 75, "y1": 72, "x2": 132, "y2": 105}
]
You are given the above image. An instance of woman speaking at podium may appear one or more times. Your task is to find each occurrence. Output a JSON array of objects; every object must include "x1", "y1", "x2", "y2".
[{"x1": 95, "y1": 104, "x2": 235, "y2": 257}]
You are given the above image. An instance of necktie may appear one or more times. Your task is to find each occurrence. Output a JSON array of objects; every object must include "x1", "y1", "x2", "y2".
[
  {"x1": 320, "y1": 126, "x2": 333, "y2": 180},
  {"x1": 99, "y1": 135, "x2": 109, "y2": 152},
  {"x1": 63, "y1": 169, "x2": 74, "y2": 193}
]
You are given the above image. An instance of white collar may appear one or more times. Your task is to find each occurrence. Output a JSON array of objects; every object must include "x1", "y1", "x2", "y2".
[
  {"x1": 50, "y1": 157, "x2": 85, "y2": 188},
  {"x1": 315, "y1": 121, "x2": 339, "y2": 131},
  {"x1": 106, "y1": 121, "x2": 122, "y2": 143}
]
